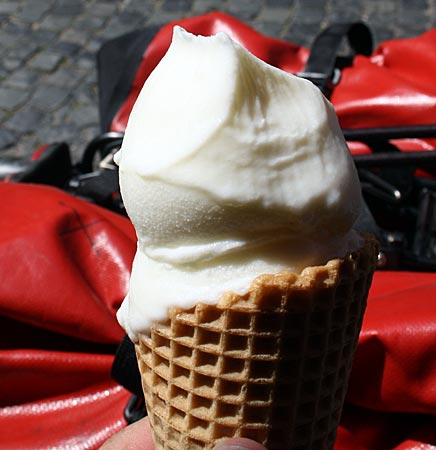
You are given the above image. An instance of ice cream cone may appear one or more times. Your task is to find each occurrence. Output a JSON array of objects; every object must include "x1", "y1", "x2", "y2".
[{"x1": 135, "y1": 234, "x2": 378, "y2": 450}]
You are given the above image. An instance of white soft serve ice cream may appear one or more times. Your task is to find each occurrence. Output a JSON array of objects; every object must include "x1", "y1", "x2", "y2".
[{"x1": 116, "y1": 27, "x2": 363, "y2": 341}]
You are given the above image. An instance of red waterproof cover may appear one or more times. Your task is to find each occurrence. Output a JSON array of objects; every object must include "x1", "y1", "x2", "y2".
[
  {"x1": 1, "y1": 12, "x2": 436, "y2": 450},
  {"x1": 111, "y1": 12, "x2": 436, "y2": 157}
]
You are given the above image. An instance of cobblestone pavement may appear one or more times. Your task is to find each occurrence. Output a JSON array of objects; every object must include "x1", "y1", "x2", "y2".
[{"x1": 1, "y1": 0, "x2": 435, "y2": 162}]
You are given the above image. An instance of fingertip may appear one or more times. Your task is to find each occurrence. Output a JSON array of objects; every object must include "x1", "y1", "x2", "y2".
[
  {"x1": 213, "y1": 437, "x2": 267, "y2": 450},
  {"x1": 99, "y1": 416, "x2": 154, "y2": 449}
]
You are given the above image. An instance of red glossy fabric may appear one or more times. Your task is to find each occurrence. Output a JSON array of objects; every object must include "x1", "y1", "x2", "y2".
[
  {"x1": 111, "y1": 12, "x2": 309, "y2": 133},
  {"x1": 0, "y1": 183, "x2": 135, "y2": 449},
  {"x1": 1, "y1": 12, "x2": 436, "y2": 450},
  {"x1": 339, "y1": 272, "x2": 436, "y2": 449},
  {"x1": 1, "y1": 187, "x2": 436, "y2": 450},
  {"x1": 111, "y1": 11, "x2": 436, "y2": 157}
]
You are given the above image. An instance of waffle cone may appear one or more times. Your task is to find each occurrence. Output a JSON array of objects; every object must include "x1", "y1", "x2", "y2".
[{"x1": 136, "y1": 234, "x2": 378, "y2": 450}]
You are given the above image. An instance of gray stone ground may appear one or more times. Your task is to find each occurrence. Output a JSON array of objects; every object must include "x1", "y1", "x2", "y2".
[{"x1": 0, "y1": 0, "x2": 435, "y2": 163}]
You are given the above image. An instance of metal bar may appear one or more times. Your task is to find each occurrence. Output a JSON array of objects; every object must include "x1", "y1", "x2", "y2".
[
  {"x1": 353, "y1": 150, "x2": 436, "y2": 168},
  {"x1": 359, "y1": 169, "x2": 402, "y2": 203},
  {"x1": 343, "y1": 124, "x2": 436, "y2": 141}
]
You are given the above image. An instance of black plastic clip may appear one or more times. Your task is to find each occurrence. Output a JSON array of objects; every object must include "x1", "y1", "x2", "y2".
[
  {"x1": 299, "y1": 22, "x2": 373, "y2": 97},
  {"x1": 67, "y1": 131, "x2": 124, "y2": 212},
  {"x1": 124, "y1": 393, "x2": 147, "y2": 424},
  {"x1": 404, "y1": 188, "x2": 436, "y2": 269},
  {"x1": 359, "y1": 169, "x2": 403, "y2": 205}
]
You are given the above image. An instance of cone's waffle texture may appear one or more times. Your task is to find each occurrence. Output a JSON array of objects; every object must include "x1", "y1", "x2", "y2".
[{"x1": 136, "y1": 234, "x2": 378, "y2": 450}]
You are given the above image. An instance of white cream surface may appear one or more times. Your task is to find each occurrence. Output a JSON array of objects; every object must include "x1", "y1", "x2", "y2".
[{"x1": 116, "y1": 27, "x2": 363, "y2": 341}]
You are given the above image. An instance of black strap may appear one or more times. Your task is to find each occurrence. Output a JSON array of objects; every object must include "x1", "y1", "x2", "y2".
[
  {"x1": 12, "y1": 143, "x2": 72, "y2": 187},
  {"x1": 111, "y1": 334, "x2": 143, "y2": 397},
  {"x1": 97, "y1": 26, "x2": 160, "y2": 133},
  {"x1": 111, "y1": 335, "x2": 147, "y2": 424},
  {"x1": 300, "y1": 22, "x2": 373, "y2": 97}
]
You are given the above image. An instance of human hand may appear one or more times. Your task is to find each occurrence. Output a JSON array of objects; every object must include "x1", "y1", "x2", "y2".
[
  {"x1": 99, "y1": 416, "x2": 154, "y2": 449},
  {"x1": 100, "y1": 416, "x2": 267, "y2": 450}
]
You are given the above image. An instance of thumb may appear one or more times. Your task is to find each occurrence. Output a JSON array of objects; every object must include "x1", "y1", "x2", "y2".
[{"x1": 213, "y1": 438, "x2": 267, "y2": 450}]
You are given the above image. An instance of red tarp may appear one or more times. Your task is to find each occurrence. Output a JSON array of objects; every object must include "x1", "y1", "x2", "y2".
[{"x1": 1, "y1": 12, "x2": 435, "y2": 450}]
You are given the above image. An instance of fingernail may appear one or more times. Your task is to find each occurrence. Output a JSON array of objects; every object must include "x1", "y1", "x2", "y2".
[
  {"x1": 213, "y1": 438, "x2": 267, "y2": 450},
  {"x1": 213, "y1": 446, "x2": 251, "y2": 450}
]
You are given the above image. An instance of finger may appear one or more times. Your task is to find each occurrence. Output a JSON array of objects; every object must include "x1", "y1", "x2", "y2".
[
  {"x1": 99, "y1": 416, "x2": 154, "y2": 450},
  {"x1": 213, "y1": 437, "x2": 268, "y2": 450}
]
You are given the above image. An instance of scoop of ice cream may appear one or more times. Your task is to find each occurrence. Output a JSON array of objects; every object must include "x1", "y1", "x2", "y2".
[{"x1": 116, "y1": 27, "x2": 363, "y2": 340}]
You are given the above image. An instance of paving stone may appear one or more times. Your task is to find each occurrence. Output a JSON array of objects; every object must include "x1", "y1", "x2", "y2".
[
  {"x1": 398, "y1": 7, "x2": 430, "y2": 26},
  {"x1": 85, "y1": 39, "x2": 104, "y2": 54},
  {"x1": 14, "y1": 0, "x2": 52, "y2": 22},
  {"x1": 30, "y1": 84, "x2": 70, "y2": 112},
  {"x1": 31, "y1": 29, "x2": 59, "y2": 45},
  {"x1": 397, "y1": 24, "x2": 430, "y2": 39},
  {"x1": 5, "y1": 107, "x2": 44, "y2": 133},
  {"x1": 123, "y1": 0, "x2": 156, "y2": 14},
  {"x1": 74, "y1": 82, "x2": 98, "y2": 105},
  {"x1": 51, "y1": 40, "x2": 82, "y2": 57},
  {"x1": 50, "y1": 103, "x2": 72, "y2": 126},
  {"x1": 191, "y1": 0, "x2": 227, "y2": 15},
  {"x1": 3, "y1": 21, "x2": 31, "y2": 35},
  {"x1": 253, "y1": 20, "x2": 286, "y2": 38},
  {"x1": 364, "y1": 0, "x2": 397, "y2": 15},
  {"x1": 328, "y1": 7, "x2": 364, "y2": 23},
  {"x1": 1, "y1": 0, "x2": 435, "y2": 162},
  {"x1": 60, "y1": 28, "x2": 91, "y2": 46},
  {"x1": 226, "y1": 0, "x2": 263, "y2": 21},
  {"x1": 399, "y1": 0, "x2": 430, "y2": 8},
  {"x1": 257, "y1": 7, "x2": 293, "y2": 25},
  {"x1": 36, "y1": 123, "x2": 80, "y2": 146},
  {"x1": 6, "y1": 43, "x2": 38, "y2": 62},
  {"x1": 74, "y1": 15, "x2": 106, "y2": 30},
  {"x1": 1, "y1": 134, "x2": 39, "y2": 159},
  {"x1": 0, "y1": 68, "x2": 8, "y2": 82},
  {"x1": 4, "y1": 69, "x2": 39, "y2": 89},
  {"x1": 39, "y1": 14, "x2": 74, "y2": 31},
  {"x1": 329, "y1": 0, "x2": 363, "y2": 12},
  {"x1": 28, "y1": 50, "x2": 64, "y2": 72},
  {"x1": 0, "y1": 2, "x2": 20, "y2": 14},
  {"x1": 66, "y1": 103, "x2": 99, "y2": 128},
  {"x1": 264, "y1": 0, "x2": 296, "y2": 7},
  {"x1": 286, "y1": 22, "x2": 324, "y2": 47},
  {"x1": 0, "y1": 30, "x2": 22, "y2": 49},
  {"x1": 3, "y1": 59, "x2": 22, "y2": 71},
  {"x1": 146, "y1": 13, "x2": 179, "y2": 28},
  {"x1": 76, "y1": 52, "x2": 96, "y2": 70},
  {"x1": 98, "y1": 17, "x2": 143, "y2": 40},
  {"x1": 83, "y1": 69, "x2": 97, "y2": 85},
  {"x1": 365, "y1": 11, "x2": 397, "y2": 29},
  {"x1": 0, "y1": 110, "x2": 7, "y2": 122},
  {"x1": 52, "y1": 0, "x2": 84, "y2": 16},
  {"x1": 0, "y1": 87, "x2": 29, "y2": 111},
  {"x1": 0, "y1": 128, "x2": 17, "y2": 151},
  {"x1": 371, "y1": 27, "x2": 396, "y2": 44},
  {"x1": 294, "y1": 1, "x2": 327, "y2": 23},
  {"x1": 117, "y1": 11, "x2": 147, "y2": 27},
  {"x1": 88, "y1": 2, "x2": 118, "y2": 17},
  {"x1": 161, "y1": 0, "x2": 194, "y2": 13},
  {"x1": 79, "y1": 124, "x2": 100, "y2": 143},
  {"x1": 44, "y1": 65, "x2": 87, "y2": 88}
]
